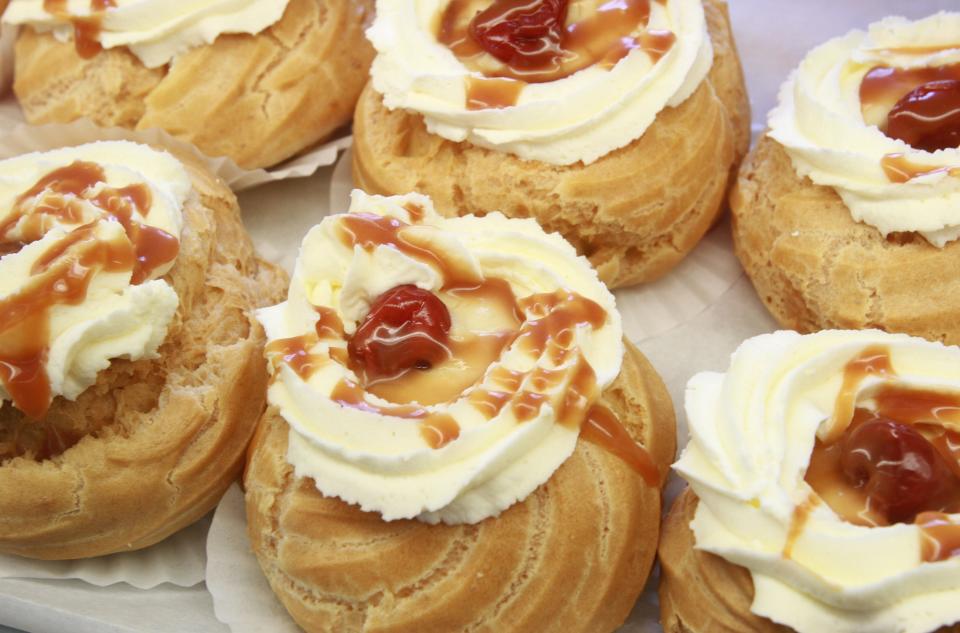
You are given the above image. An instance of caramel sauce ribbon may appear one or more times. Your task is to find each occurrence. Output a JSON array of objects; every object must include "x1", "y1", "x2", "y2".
[
  {"x1": 0, "y1": 160, "x2": 178, "y2": 419},
  {"x1": 822, "y1": 344, "x2": 895, "y2": 444}
]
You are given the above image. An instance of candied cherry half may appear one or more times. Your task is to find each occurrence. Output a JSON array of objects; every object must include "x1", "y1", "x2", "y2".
[
  {"x1": 885, "y1": 79, "x2": 960, "y2": 153},
  {"x1": 469, "y1": 0, "x2": 569, "y2": 69},
  {"x1": 840, "y1": 417, "x2": 958, "y2": 524},
  {"x1": 347, "y1": 285, "x2": 452, "y2": 381}
]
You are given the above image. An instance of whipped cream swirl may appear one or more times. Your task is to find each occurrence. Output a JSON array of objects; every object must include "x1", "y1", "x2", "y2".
[
  {"x1": 0, "y1": 141, "x2": 188, "y2": 416},
  {"x1": 3, "y1": 0, "x2": 290, "y2": 68},
  {"x1": 367, "y1": 0, "x2": 713, "y2": 165},
  {"x1": 257, "y1": 190, "x2": 623, "y2": 524},
  {"x1": 676, "y1": 330, "x2": 960, "y2": 633},
  {"x1": 769, "y1": 12, "x2": 960, "y2": 247}
]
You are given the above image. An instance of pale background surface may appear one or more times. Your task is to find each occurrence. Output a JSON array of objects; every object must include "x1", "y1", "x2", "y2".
[{"x1": 1, "y1": 0, "x2": 957, "y2": 631}]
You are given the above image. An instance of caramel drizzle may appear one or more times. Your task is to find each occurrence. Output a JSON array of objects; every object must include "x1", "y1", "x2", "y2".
[
  {"x1": 43, "y1": 0, "x2": 117, "y2": 59},
  {"x1": 783, "y1": 494, "x2": 821, "y2": 559},
  {"x1": 265, "y1": 307, "x2": 348, "y2": 380},
  {"x1": 402, "y1": 202, "x2": 426, "y2": 223},
  {"x1": 366, "y1": 329, "x2": 518, "y2": 406},
  {"x1": 336, "y1": 213, "x2": 483, "y2": 288},
  {"x1": 331, "y1": 378, "x2": 460, "y2": 449},
  {"x1": 463, "y1": 290, "x2": 606, "y2": 428},
  {"x1": 866, "y1": 44, "x2": 960, "y2": 57},
  {"x1": 439, "y1": 0, "x2": 675, "y2": 108},
  {"x1": 822, "y1": 344, "x2": 893, "y2": 444},
  {"x1": 465, "y1": 76, "x2": 526, "y2": 110},
  {"x1": 860, "y1": 62, "x2": 960, "y2": 162},
  {"x1": 860, "y1": 63, "x2": 960, "y2": 127},
  {"x1": 580, "y1": 403, "x2": 659, "y2": 484},
  {"x1": 600, "y1": 28, "x2": 676, "y2": 69},
  {"x1": 285, "y1": 212, "x2": 653, "y2": 470},
  {"x1": 880, "y1": 153, "x2": 960, "y2": 184},
  {"x1": 463, "y1": 288, "x2": 657, "y2": 475},
  {"x1": 917, "y1": 512, "x2": 960, "y2": 563},
  {"x1": 800, "y1": 345, "x2": 960, "y2": 563},
  {"x1": 0, "y1": 160, "x2": 177, "y2": 420},
  {"x1": 315, "y1": 306, "x2": 346, "y2": 340}
]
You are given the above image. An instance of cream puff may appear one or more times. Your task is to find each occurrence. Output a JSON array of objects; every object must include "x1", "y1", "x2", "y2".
[
  {"x1": 352, "y1": 0, "x2": 750, "y2": 288},
  {"x1": 733, "y1": 12, "x2": 960, "y2": 344},
  {"x1": 244, "y1": 190, "x2": 676, "y2": 632},
  {"x1": 0, "y1": 140, "x2": 285, "y2": 559},
  {"x1": 4, "y1": 0, "x2": 374, "y2": 169},
  {"x1": 660, "y1": 330, "x2": 960, "y2": 633}
]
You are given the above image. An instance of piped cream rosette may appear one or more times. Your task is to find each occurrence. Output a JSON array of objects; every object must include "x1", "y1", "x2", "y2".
[
  {"x1": 676, "y1": 329, "x2": 960, "y2": 633},
  {"x1": 3, "y1": 0, "x2": 290, "y2": 68},
  {"x1": 769, "y1": 12, "x2": 960, "y2": 247},
  {"x1": 367, "y1": 0, "x2": 713, "y2": 165},
  {"x1": 256, "y1": 190, "x2": 624, "y2": 524},
  {"x1": 0, "y1": 140, "x2": 187, "y2": 417}
]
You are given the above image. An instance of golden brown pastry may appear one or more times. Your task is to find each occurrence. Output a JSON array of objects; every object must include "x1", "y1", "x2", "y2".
[
  {"x1": 659, "y1": 489, "x2": 790, "y2": 633},
  {"x1": 0, "y1": 141, "x2": 286, "y2": 560},
  {"x1": 352, "y1": 0, "x2": 750, "y2": 288},
  {"x1": 244, "y1": 191, "x2": 676, "y2": 632},
  {"x1": 7, "y1": 0, "x2": 374, "y2": 170},
  {"x1": 660, "y1": 491, "x2": 960, "y2": 633},
  {"x1": 733, "y1": 13, "x2": 960, "y2": 343},
  {"x1": 247, "y1": 344, "x2": 674, "y2": 632},
  {"x1": 733, "y1": 137, "x2": 960, "y2": 345}
]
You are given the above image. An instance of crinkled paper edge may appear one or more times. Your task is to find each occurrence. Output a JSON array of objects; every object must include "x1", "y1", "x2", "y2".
[
  {"x1": 0, "y1": 517, "x2": 210, "y2": 589},
  {"x1": 0, "y1": 98, "x2": 352, "y2": 191}
]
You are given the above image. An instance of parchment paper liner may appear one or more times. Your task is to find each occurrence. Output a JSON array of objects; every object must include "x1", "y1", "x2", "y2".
[
  {"x1": 0, "y1": 519, "x2": 209, "y2": 589},
  {"x1": 0, "y1": 95, "x2": 352, "y2": 191}
]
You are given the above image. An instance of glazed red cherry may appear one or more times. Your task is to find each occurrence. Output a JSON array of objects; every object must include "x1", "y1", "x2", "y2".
[
  {"x1": 469, "y1": 0, "x2": 569, "y2": 69},
  {"x1": 840, "y1": 417, "x2": 956, "y2": 524},
  {"x1": 885, "y1": 79, "x2": 960, "y2": 152},
  {"x1": 347, "y1": 285, "x2": 452, "y2": 380}
]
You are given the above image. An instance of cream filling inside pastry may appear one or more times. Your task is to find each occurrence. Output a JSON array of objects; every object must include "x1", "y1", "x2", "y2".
[
  {"x1": 367, "y1": 0, "x2": 713, "y2": 165},
  {"x1": 257, "y1": 190, "x2": 624, "y2": 524},
  {"x1": 769, "y1": 12, "x2": 960, "y2": 247},
  {"x1": 3, "y1": 0, "x2": 290, "y2": 68},
  {"x1": 676, "y1": 330, "x2": 960, "y2": 633},
  {"x1": 0, "y1": 141, "x2": 188, "y2": 417}
]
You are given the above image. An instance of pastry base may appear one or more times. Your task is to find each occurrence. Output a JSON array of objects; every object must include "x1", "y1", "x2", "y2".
[
  {"x1": 351, "y1": 0, "x2": 750, "y2": 289},
  {"x1": 658, "y1": 489, "x2": 790, "y2": 633},
  {"x1": 244, "y1": 342, "x2": 676, "y2": 633},
  {"x1": 659, "y1": 489, "x2": 960, "y2": 633},
  {"x1": 732, "y1": 136, "x2": 960, "y2": 345},
  {"x1": 0, "y1": 149, "x2": 288, "y2": 560},
  {"x1": 12, "y1": 0, "x2": 374, "y2": 170}
]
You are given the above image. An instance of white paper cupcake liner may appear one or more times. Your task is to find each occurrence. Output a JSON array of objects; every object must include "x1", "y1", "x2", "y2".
[
  {"x1": 0, "y1": 517, "x2": 209, "y2": 589},
  {"x1": 207, "y1": 486, "x2": 301, "y2": 633},
  {"x1": 330, "y1": 147, "x2": 744, "y2": 342},
  {"x1": 0, "y1": 95, "x2": 352, "y2": 191}
]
